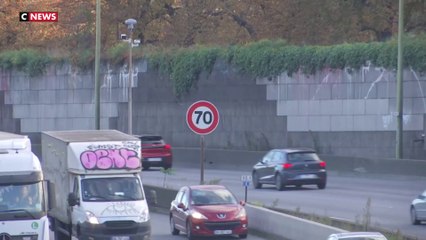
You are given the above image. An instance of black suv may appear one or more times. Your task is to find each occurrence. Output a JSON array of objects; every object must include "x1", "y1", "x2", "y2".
[{"x1": 252, "y1": 148, "x2": 327, "y2": 191}]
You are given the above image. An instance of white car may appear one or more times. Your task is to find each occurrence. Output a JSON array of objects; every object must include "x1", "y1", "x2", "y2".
[
  {"x1": 327, "y1": 232, "x2": 388, "y2": 240},
  {"x1": 411, "y1": 189, "x2": 426, "y2": 225}
]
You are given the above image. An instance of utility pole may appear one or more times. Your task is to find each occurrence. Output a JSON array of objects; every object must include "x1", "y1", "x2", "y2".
[
  {"x1": 124, "y1": 19, "x2": 137, "y2": 135},
  {"x1": 94, "y1": 0, "x2": 101, "y2": 130},
  {"x1": 396, "y1": 0, "x2": 404, "y2": 159}
]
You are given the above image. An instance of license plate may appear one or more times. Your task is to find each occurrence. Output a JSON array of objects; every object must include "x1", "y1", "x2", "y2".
[
  {"x1": 214, "y1": 230, "x2": 232, "y2": 235},
  {"x1": 147, "y1": 157, "x2": 162, "y2": 162},
  {"x1": 300, "y1": 174, "x2": 316, "y2": 179},
  {"x1": 111, "y1": 237, "x2": 129, "y2": 240}
]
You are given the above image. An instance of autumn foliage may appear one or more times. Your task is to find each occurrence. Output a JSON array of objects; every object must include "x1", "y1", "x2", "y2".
[{"x1": 1, "y1": 0, "x2": 425, "y2": 53}]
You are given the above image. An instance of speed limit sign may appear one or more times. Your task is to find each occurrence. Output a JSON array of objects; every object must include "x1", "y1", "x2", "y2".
[{"x1": 186, "y1": 100, "x2": 220, "y2": 135}]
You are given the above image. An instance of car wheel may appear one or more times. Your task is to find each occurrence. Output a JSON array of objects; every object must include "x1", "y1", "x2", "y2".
[
  {"x1": 142, "y1": 165, "x2": 150, "y2": 171},
  {"x1": 252, "y1": 172, "x2": 262, "y2": 189},
  {"x1": 295, "y1": 184, "x2": 302, "y2": 188},
  {"x1": 275, "y1": 174, "x2": 284, "y2": 191},
  {"x1": 317, "y1": 182, "x2": 326, "y2": 189},
  {"x1": 186, "y1": 221, "x2": 194, "y2": 240},
  {"x1": 239, "y1": 233, "x2": 248, "y2": 239},
  {"x1": 411, "y1": 206, "x2": 420, "y2": 225},
  {"x1": 170, "y1": 216, "x2": 179, "y2": 235}
]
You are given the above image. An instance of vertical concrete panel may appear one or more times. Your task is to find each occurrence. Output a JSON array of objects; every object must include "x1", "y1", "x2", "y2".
[
  {"x1": 342, "y1": 100, "x2": 365, "y2": 115},
  {"x1": 331, "y1": 116, "x2": 354, "y2": 131},
  {"x1": 365, "y1": 99, "x2": 389, "y2": 115},
  {"x1": 308, "y1": 116, "x2": 331, "y2": 131},
  {"x1": 308, "y1": 101, "x2": 321, "y2": 115},
  {"x1": 13, "y1": 104, "x2": 30, "y2": 118},
  {"x1": 404, "y1": 114, "x2": 424, "y2": 131},
  {"x1": 266, "y1": 84, "x2": 278, "y2": 100},
  {"x1": 298, "y1": 101, "x2": 309, "y2": 115},
  {"x1": 277, "y1": 101, "x2": 298, "y2": 116},
  {"x1": 288, "y1": 116, "x2": 309, "y2": 131},
  {"x1": 353, "y1": 115, "x2": 377, "y2": 131},
  {"x1": 320, "y1": 100, "x2": 343, "y2": 115},
  {"x1": 20, "y1": 118, "x2": 39, "y2": 132}
]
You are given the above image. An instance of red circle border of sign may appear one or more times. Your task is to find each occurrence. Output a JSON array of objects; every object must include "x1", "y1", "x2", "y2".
[{"x1": 186, "y1": 100, "x2": 220, "y2": 135}]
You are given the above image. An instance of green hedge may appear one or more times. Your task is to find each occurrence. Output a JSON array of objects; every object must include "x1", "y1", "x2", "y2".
[
  {"x1": 147, "y1": 36, "x2": 426, "y2": 97},
  {"x1": 0, "y1": 49, "x2": 52, "y2": 76}
]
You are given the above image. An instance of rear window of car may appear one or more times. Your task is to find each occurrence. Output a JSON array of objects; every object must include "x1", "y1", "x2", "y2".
[
  {"x1": 287, "y1": 152, "x2": 320, "y2": 163},
  {"x1": 140, "y1": 136, "x2": 164, "y2": 143}
]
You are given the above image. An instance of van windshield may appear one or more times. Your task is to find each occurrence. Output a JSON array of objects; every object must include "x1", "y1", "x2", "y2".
[{"x1": 81, "y1": 177, "x2": 144, "y2": 202}]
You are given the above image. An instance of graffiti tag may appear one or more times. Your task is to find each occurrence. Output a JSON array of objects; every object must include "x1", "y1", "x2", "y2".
[{"x1": 80, "y1": 148, "x2": 141, "y2": 170}]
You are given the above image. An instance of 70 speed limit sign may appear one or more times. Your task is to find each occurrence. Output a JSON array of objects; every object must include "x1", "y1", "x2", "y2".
[{"x1": 186, "y1": 100, "x2": 220, "y2": 135}]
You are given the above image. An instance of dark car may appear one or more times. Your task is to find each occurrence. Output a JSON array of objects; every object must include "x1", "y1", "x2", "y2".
[
  {"x1": 169, "y1": 185, "x2": 248, "y2": 240},
  {"x1": 410, "y1": 189, "x2": 426, "y2": 225},
  {"x1": 252, "y1": 148, "x2": 327, "y2": 191},
  {"x1": 137, "y1": 135, "x2": 172, "y2": 170}
]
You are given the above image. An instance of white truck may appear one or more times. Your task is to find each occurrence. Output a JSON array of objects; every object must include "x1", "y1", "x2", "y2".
[
  {"x1": 0, "y1": 131, "x2": 52, "y2": 240},
  {"x1": 42, "y1": 130, "x2": 151, "y2": 240}
]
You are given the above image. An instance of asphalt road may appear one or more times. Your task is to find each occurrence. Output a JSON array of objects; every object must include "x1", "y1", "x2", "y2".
[
  {"x1": 150, "y1": 211, "x2": 270, "y2": 240},
  {"x1": 140, "y1": 167, "x2": 426, "y2": 240}
]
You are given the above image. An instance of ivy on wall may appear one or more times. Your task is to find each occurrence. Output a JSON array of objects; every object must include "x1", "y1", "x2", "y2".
[{"x1": 1, "y1": 36, "x2": 425, "y2": 97}]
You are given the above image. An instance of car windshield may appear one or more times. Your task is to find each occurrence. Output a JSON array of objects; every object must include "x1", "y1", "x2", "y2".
[
  {"x1": 191, "y1": 188, "x2": 238, "y2": 206},
  {"x1": 287, "y1": 152, "x2": 320, "y2": 163},
  {"x1": 81, "y1": 177, "x2": 144, "y2": 202}
]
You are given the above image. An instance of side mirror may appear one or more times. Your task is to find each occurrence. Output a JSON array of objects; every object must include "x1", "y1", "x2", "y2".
[
  {"x1": 239, "y1": 200, "x2": 246, "y2": 206},
  {"x1": 146, "y1": 189, "x2": 157, "y2": 206},
  {"x1": 67, "y1": 193, "x2": 79, "y2": 207},
  {"x1": 177, "y1": 203, "x2": 186, "y2": 210},
  {"x1": 45, "y1": 180, "x2": 55, "y2": 210}
]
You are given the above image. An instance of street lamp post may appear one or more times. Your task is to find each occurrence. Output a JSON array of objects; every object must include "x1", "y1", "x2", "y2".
[{"x1": 124, "y1": 18, "x2": 137, "y2": 135}]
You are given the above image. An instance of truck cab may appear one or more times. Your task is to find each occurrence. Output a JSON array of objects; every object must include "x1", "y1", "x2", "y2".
[{"x1": 0, "y1": 132, "x2": 51, "y2": 240}]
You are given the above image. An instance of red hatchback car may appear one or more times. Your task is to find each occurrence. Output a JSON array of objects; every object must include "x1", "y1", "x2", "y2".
[
  {"x1": 169, "y1": 185, "x2": 248, "y2": 239},
  {"x1": 138, "y1": 135, "x2": 173, "y2": 170}
]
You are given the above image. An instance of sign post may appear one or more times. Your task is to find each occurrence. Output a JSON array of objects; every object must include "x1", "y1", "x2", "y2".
[
  {"x1": 186, "y1": 100, "x2": 220, "y2": 185},
  {"x1": 241, "y1": 175, "x2": 252, "y2": 202}
]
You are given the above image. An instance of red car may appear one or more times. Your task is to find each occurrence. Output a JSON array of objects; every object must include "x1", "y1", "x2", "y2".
[
  {"x1": 138, "y1": 135, "x2": 172, "y2": 170},
  {"x1": 169, "y1": 185, "x2": 248, "y2": 239}
]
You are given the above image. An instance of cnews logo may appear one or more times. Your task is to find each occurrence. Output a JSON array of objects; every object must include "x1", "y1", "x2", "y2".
[{"x1": 19, "y1": 12, "x2": 58, "y2": 22}]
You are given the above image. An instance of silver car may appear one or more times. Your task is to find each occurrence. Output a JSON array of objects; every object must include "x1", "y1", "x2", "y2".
[
  {"x1": 327, "y1": 232, "x2": 388, "y2": 240},
  {"x1": 411, "y1": 189, "x2": 426, "y2": 225}
]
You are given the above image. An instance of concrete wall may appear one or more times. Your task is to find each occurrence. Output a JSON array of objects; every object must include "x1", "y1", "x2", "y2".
[{"x1": 0, "y1": 60, "x2": 425, "y2": 160}]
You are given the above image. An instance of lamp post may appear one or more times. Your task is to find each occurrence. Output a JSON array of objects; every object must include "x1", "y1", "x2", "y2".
[{"x1": 124, "y1": 18, "x2": 137, "y2": 135}]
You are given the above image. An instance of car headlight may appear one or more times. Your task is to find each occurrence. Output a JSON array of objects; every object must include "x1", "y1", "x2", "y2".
[
  {"x1": 85, "y1": 211, "x2": 99, "y2": 224},
  {"x1": 236, "y1": 208, "x2": 246, "y2": 219},
  {"x1": 191, "y1": 211, "x2": 207, "y2": 220},
  {"x1": 139, "y1": 207, "x2": 150, "y2": 222}
]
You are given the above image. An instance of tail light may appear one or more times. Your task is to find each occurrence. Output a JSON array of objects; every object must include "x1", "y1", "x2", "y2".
[
  {"x1": 319, "y1": 161, "x2": 326, "y2": 168},
  {"x1": 282, "y1": 163, "x2": 293, "y2": 169},
  {"x1": 164, "y1": 144, "x2": 171, "y2": 150}
]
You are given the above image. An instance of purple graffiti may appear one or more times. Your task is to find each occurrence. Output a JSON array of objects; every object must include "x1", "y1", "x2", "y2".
[{"x1": 80, "y1": 148, "x2": 141, "y2": 170}]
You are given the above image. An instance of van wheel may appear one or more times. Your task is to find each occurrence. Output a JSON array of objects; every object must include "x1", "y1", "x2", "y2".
[
  {"x1": 186, "y1": 221, "x2": 194, "y2": 240},
  {"x1": 170, "y1": 216, "x2": 179, "y2": 235}
]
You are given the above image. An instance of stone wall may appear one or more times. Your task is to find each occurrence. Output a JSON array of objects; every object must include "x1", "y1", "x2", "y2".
[{"x1": 0, "y1": 60, "x2": 425, "y2": 160}]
